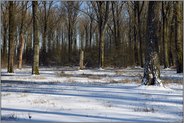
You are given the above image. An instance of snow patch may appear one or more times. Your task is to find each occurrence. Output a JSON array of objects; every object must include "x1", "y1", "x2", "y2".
[{"x1": 1, "y1": 67, "x2": 182, "y2": 122}]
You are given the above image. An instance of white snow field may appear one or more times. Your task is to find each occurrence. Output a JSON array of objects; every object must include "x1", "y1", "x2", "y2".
[{"x1": 1, "y1": 67, "x2": 183, "y2": 122}]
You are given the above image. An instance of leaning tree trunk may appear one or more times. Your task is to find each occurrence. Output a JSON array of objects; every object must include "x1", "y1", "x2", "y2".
[
  {"x1": 8, "y1": 1, "x2": 15, "y2": 73},
  {"x1": 32, "y1": 1, "x2": 40, "y2": 75},
  {"x1": 142, "y1": 1, "x2": 162, "y2": 86},
  {"x1": 17, "y1": 2, "x2": 27, "y2": 69},
  {"x1": 174, "y1": 1, "x2": 183, "y2": 73}
]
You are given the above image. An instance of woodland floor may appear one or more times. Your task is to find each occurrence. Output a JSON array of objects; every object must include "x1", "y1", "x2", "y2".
[{"x1": 1, "y1": 66, "x2": 183, "y2": 122}]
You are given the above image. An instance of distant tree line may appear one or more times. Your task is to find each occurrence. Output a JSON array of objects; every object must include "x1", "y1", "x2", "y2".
[{"x1": 1, "y1": 1, "x2": 183, "y2": 76}]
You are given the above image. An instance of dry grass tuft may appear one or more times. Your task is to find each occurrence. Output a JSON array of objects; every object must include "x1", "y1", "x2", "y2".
[
  {"x1": 162, "y1": 79, "x2": 183, "y2": 85},
  {"x1": 33, "y1": 76, "x2": 46, "y2": 80},
  {"x1": 110, "y1": 79, "x2": 141, "y2": 84},
  {"x1": 57, "y1": 71, "x2": 72, "y2": 78},
  {"x1": 2, "y1": 93, "x2": 11, "y2": 96},
  {"x1": 87, "y1": 75, "x2": 101, "y2": 80},
  {"x1": 67, "y1": 78, "x2": 76, "y2": 83},
  {"x1": 57, "y1": 71, "x2": 65, "y2": 76},
  {"x1": 134, "y1": 107, "x2": 155, "y2": 112},
  {"x1": 115, "y1": 70, "x2": 124, "y2": 75},
  {"x1": 33, "y1": 99, "x2": 47, "y2": 104},
  {"x1": 1, "y1": 114, "x2": 17, "y2": 120}
]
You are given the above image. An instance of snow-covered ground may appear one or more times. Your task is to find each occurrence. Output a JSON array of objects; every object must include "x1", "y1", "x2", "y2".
[{"x1": 1, "y1": 67, "x2": 183, "y2": 122}]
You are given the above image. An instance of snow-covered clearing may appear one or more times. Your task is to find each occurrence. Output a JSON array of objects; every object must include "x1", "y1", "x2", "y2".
[{"x1": 1, "y1": 67, "x2": 183, "y2": 122}]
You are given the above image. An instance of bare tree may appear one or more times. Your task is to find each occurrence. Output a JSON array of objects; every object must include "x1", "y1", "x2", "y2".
[
  {"x1": 1, "y1": 1, "x2": 182, "y2": 71},
  {"x1": 174, "y1": 1, "x2": 183, "y2": 73},
  {"x1": 111, "y1": 1, "x2": 124, "y2": 52},
  {"x1": 2, "y1": 2, "x2": 9, "y2": 67},
  {"x1": 127, "y1": 2, "x2": 146, "y2": 67},
  {"x1": 142, "y1": 1, "x2": 162, "y2": 86},
  {"x1": 161, "y1": 2, "x2": 172, "y2": 68},
  {"x1": 127, "y1": 2, "x2": 135, "y2": 66},
  {"x1": 17, "y1": 1, "x2": 28, "y2": 69},
  {"x1": 32, "y1": 1, "x2": 40, "y2": 75},
  {"x1": 8, "y1": 1, "x2": 16, "y2": 73},
  {"x1": 133, "y1": 2, "x2": 139, "y2": 66},
  {"x1": 40, "y1": 1, "x2": 53, "y2": 65},
  {"x1": 63, "y1": 1, "x2": 80, "y2": 62},
  {"x1": 136, "y1": 1, "x2": 144, "y2": 67},
  {"x1": 91, "y1": 1, "x2": 110, "y2": 68}
]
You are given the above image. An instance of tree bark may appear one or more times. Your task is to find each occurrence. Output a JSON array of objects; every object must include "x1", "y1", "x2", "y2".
[
  {"x1": 174, "y1": 1, "x2": 183, "y2": 73},
  {"x1": 142, "y1": 1, "x2": 162, "y2": 86},
  {"x1": 79, "y1": 50, "x2": 84, "y2": 69},
  {"x1": 2, "y1": 25, "x2": 8, "y2": 66},
  {"x1": 32, "y1": 1, "x2": 40, "y2": 75},
  {"x1": 2, "y1": 3, "x2": 8, "y2": 67},
  {"x1": 85, "y1": 25, "x2": 89, "y2": 49},
  {"x1": 98, "y1": 27, "x2": 105, "y2": 68},
  {"x1": 111, "y1": 2, "x2": 118, "y2": 50},
  {"x1": 41, "y1": 1, "x2": 47, "y2": 66},
  {"x1": 25, "y1": 28, "x2": 33, "y2": 64},
  {"x1": 68, "y1": 22, "x2": 71, "y2": 62},
  {"x1": 137, "y1": 2, "x2": 144, "y2": 67},
  {"x1": 127, "y1": 6, "x2": 134, "y2": 66},
  {"x1": 18, "y1": 34, "x2": 24, "y2": 69},
  {"x1": 8, "y1": 1, "x2": 15, "y2": 73},
  {"x1": 89, "y1": 18, "x2": 93, "y2": 48},
  {"x1": 162, "y1": 2, "x2": 169, "y2": 68},
  {"x1": 169, "y1": 14, "x2": 174, "y2": 67},
  {"x1": 133, "y1": 4, "x2": 139, "y2": 66}
]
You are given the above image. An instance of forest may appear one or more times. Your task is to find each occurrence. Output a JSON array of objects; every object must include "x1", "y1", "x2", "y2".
[
  {"x1": 1, "y1": 1, "x2": 183, "y2": 122},
  {"x1": 1, "y1": 1, "x2": 183, "y2": 71}
]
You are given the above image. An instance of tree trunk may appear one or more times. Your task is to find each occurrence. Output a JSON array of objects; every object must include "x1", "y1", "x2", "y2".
[
  {"x1": 174, "y1": 1, "x2": 183, "y2": 73},
  {"x1": 137, "y1": 2, "x2": 143, "y2": 67},
  {"x1": 85, "y1": 25, "x2": 89, "y2": 49},
  {"x1": 111, "y1": 2, "x2": 118, "y2": 50},
  {"x1": 169, "y1": 16, "x2": 174, "y2": 67},
  {"x1": 89, "y1": 18, "x2": 93, "y2": 48},
  {"x1": 68, "y1": 22, "x2": 71, "y2": 62},
  {"x1": 8, "y1": 1, "x2": 15, "y2": 73},
  {"x1": 17, "y1": 2, "x2": 27, "y2": 69},
  {"x1": 18, "y1": 33, "x2": 24, "y2": 69},
  {"x1": 142, "y1": 1, "x2": 162, "y2": 86},
  {"x1": 32, "y1": 1, "x2": 40, "y2": 75},
  {"x1": 25, "y1": 29, "x2": 33, "y2": 64},
  {"x1": 98, "y1": 26, "x2": 105, "y2": 68},
  {"x1": 128, "y1": 11, "x2": 134, "y2": 66},
  {"x1": 41, "y1": 1, "x2": 47, "y2": 66},
  {"x1": 2, "y1": 26, "x2": 7, "y2": 66},
  {"x1": 133, "y1": 6, "x2": 139, "y2": 66},
  {"x1": 79, "y1": 50, "x2": 84, "y2": 69},
  {"x1": 162, "y1": 2, "x2": 169, "y2": 68}
]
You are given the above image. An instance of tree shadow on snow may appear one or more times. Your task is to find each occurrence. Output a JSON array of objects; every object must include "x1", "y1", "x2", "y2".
[{"x1": 1, "y1": 107, "x2": 174, "y2": 122}]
